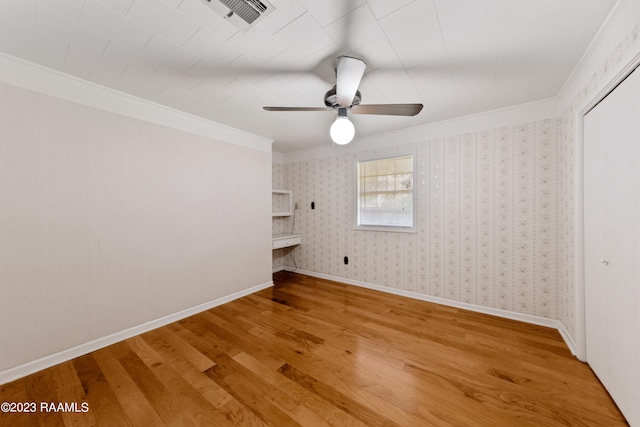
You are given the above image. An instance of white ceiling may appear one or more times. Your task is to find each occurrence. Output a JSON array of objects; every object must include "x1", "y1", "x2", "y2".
[{"x1": 0, "y1": 0, "x2": 618, "y2": 152}]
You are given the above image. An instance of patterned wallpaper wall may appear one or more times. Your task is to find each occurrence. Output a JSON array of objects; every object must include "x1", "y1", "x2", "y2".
[
  {"x1": 556, "y1": 116, "x2": 575, "y2": 338},
  {"x1": 276, "y1": 119, "x2": 565, "y2": 320},
  {"x1": 272, "y1": 21, "x2": 640, "y2": 338}
]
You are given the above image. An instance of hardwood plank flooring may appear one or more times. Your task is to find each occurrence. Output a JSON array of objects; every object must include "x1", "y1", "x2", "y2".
[{"x1": 0, "y1": 272, "x2": 628, "y2": 426}]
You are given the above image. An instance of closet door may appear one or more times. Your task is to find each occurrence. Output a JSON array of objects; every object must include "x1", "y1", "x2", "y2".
[{"x1": 584, "y1": 67, "x2": 640, "y2": 427}]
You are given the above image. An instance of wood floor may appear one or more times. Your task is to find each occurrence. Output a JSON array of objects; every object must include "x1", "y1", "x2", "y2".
[{"x1": 0, "y1": 271, "x2": 628, "y2": 426}]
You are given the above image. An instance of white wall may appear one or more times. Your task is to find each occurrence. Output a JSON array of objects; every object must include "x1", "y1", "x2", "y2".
[{"x1": 0, "y1": 62, "x2": 273, "y2": 380}]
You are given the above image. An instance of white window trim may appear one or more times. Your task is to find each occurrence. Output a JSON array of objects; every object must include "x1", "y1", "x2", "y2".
[{"x1": 354, "y1": 152, "x2": 417, "y2": 233}]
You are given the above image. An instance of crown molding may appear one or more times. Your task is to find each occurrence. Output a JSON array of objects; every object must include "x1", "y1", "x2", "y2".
[
  {"x1": 558, "y1": 0, "x2": 637, "y2": 110},
  {"x1": 0, "y1": 53, "x2": 273, "y2": 153},
  {"x1": 560, "y1": 0, "x2": 628, "y2": 95},
  {"x1": 279, "y1": 97, "x2": 559, "y2": 163},
  {"x1": 272, "y1": 151, "x2": 285, "y2": 164}
]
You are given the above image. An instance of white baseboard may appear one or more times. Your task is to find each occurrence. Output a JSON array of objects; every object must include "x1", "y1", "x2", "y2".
[
  {"x1": 0, "y1": 280, "x2": 273, "y2": 386},
  {"x1": 7, "y1": 267, "x2": 577, "y2": 386},
  {"x1": 272, "y1": 266, "x2": 299, "y2": 273},
  {"x1": 287, "y1": 268, "x2": 578, "y2": 356},
  {"x1": 557, "y1": 323, "x2": 578, "y2": 357}
]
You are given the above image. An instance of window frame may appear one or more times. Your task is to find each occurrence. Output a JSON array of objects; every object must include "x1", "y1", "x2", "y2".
[{"x1": 354, "y1": 152, "x2": 417, "y2": 233}]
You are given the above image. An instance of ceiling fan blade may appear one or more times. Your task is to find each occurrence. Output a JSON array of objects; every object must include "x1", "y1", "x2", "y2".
[
  {"x1": 336, "y1": 56, "x2": 366, "y2": 107},
  {"x1": 351, "y1": 104, "x2": 424, "y2": 116},
  {"x1": 263, "y1": 107, "x2": 332, "y2": 112}
]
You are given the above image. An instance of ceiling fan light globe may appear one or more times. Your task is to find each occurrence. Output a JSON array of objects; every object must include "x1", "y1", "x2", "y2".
[{"x1": 330, "y1": 116, "x2": 355, "y2": 145}]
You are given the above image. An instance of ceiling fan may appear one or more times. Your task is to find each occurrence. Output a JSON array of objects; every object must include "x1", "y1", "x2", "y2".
[{"x1": 263, "y1": 56, "x2": 423, "y2": 145}]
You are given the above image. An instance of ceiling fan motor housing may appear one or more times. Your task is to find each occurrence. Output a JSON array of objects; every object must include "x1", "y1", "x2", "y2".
[{"x1": 324, "y1": 86, "x2": 361, "y2": 108}]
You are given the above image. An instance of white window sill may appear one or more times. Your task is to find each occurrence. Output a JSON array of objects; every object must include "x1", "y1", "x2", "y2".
[{"x1": 355, "y1": 225, "x2": 416, "y2": 233}]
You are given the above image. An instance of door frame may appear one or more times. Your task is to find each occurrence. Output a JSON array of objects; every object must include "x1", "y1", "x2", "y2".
[{"x1": 574, "y1": 52, "x2": 640, "y2": 361}]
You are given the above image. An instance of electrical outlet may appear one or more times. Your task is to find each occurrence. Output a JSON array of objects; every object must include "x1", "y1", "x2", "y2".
[
  {"x1": 344, "y1": 256, "x2": 349, "y2": 265},
  {"x1": 295, "y1": 202, "x2": 299, "y2": 209}
]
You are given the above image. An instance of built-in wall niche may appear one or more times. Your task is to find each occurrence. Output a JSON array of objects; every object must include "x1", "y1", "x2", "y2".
[
  {"x1": 272, "y1": 189, "x2": 300, "y2": 250},
  {"x1": 272, "y1": 189, "x2": 293, "y2": 216}
]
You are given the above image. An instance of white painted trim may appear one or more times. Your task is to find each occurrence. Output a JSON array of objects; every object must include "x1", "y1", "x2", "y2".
[
  {"x1": 574, "y1": 111, "x2": 587, "y2": 362},
  {"x1": 290, "y1": 268, "x2": 578, "y2": 356},
  {"x1": 272, "y1": 151, "x2": 285, "y2": 164},
  {"x1": 0, "y1": 53, "x2": 273, "y2": 153},
  {"x1": 0, "y1": 281, "x2": 273, "y2": 386},
  {"x1": 557, "y1": 322, "x2": 578, "y2": 357},
  {"x1": 282, "y1": 98, "x2": 559, "y2": 163},
  {"x1": 558, "y1": 0, "x2": 629, "y2": 103},
  {"x1": 580, "y1": 54, "x2": 640, "y2": 117},
  {"x1": 573, "y1": 53, "x2": 640, "y2": 363}
]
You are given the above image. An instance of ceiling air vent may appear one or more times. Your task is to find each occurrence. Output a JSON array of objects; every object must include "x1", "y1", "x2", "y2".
[{"x1": 202, "y1": 0, "x2": 275, "y2": 32}]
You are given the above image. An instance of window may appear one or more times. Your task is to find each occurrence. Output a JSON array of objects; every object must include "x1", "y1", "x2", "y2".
[{"x1": 356, "y1": 154, "x2": 415, "y2": 231}]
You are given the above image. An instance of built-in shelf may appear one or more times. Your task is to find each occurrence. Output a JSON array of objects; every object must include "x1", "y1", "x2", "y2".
[
  {"x1": 272, "y1": 233, "x2": 301, "y2": 249},
  {"x1": 272, "y1": 189, "x2": 300, "y2": 250},
  {"x1": 272, "y1": 189, "x2": 293, "y2": 216}
]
